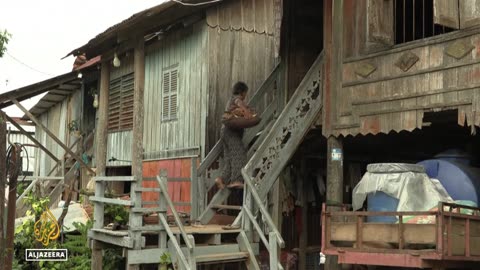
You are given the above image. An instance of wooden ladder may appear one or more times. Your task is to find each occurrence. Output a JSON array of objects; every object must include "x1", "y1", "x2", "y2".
[{"x1": 16, "y1": 131, "x2": 95, "y2": 216}]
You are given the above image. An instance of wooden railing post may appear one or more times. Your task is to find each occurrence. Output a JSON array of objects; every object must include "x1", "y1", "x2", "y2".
[
  {"x1": 269, "y1": 232, "x2": 279, "y2": 270},
  {"x1": 188, "y1": 235, "x2": 196, "y2": 270},
  {"x1": 190, "y1": 157, "x2": 199, "y2": 220}
]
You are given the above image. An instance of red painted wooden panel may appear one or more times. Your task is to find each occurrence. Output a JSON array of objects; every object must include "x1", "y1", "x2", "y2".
[{"x1": 142, "y1": 158, "x2": 192, "y2": 213}]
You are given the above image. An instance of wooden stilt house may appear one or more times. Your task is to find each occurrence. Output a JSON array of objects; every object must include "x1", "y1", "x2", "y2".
[{"x1": 64, "y1": 0, "x2": 326, "y2": 269}]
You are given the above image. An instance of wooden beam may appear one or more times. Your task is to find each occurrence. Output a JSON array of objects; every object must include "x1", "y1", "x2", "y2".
[
  {"x1": 10, "y1": 99, "x2": 95, "y2": 175},
  {"x1": 89, "y1": 196, "x2": 134, "y2": 206},
  {"x1": 88, "y1": 231, "x2": 134, "y2": 248},
  {"x1": 0, "y1": 72, "x2": 79, "y2": 109},
  {"x1": 126, "y1": 248, "x2": 168, "y2": 264},
  {"x1": 325, "y1": 0, "x2": 343, "y2": 268},
  {"x1": 299, "y1": 159, "x2": 308, "y2": 270},
  {"x1": 0, "y1": 112, "x2": 6, "y2": 270},
  {"x1": 91, "y1": 59, "x2": 110, "y2": 270},
  {"x1": 191, "y1": 157, "x2": 199, "y2": 220},
  {"x1": 128, "y1": 36, "x2": 145, "y2": 270},
  {"x1": 94, "y1": 176, "x2": 136, "y2": 182},
  {"x1": 4, "y1": 114, "x2": 60, "y2": 163},
  {"x1": 198, "y1": 188, "x2": 231, "y2": 224}
]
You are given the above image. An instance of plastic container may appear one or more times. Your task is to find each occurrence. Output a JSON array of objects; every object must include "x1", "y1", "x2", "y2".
[
  {"x1": 434, "y1": 149, "x2": 472, "y2": 166},
  {"x1": 360, "y1": 163, "x2": 426, "y2": 223},
  {"x1": 417, "y1": 159, "x2": 480, "y2": 205},
  {"x1": 367, "y1": 192, "x2": 400, "y2": 223}
]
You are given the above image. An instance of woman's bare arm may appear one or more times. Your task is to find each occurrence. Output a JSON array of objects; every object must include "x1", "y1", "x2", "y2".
[{"x1": 234, "y1": 98, "x2": 253, "y2": 119}]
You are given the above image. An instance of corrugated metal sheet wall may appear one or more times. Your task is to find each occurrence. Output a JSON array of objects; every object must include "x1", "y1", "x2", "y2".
[
  {"x1": 143, "y1": 22, "x2": 208, "y2": 159},
  {"x1": 35, "y1": 91, "x2": 82, "y2": 176}
]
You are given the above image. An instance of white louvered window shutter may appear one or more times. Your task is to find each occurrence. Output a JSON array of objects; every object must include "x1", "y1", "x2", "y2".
[{"x1": 162, "y1": 66, "x2": 179, "y2": 121}]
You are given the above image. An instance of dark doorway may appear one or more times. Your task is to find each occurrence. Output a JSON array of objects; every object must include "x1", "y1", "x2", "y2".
[{"x1": 284, "y1": 0, "x2": 324, "y2": 99}]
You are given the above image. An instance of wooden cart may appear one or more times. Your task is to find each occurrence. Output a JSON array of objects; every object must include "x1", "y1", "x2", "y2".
[{"x1": 321, "y1": 202, "x2": 480, "y2": 269}]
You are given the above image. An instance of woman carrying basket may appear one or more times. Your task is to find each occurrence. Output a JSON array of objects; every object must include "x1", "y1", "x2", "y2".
[{"x1": 215, "y1": 81, "x2": 260, "y2": 189}]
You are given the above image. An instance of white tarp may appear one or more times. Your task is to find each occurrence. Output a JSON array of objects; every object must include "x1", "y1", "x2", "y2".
[
  {"x1": 15, "y1": 202, "x2": 90, "y2": 232},
  {"x1": 352, "y1": 163, "x2": 453, "y2": 212}
]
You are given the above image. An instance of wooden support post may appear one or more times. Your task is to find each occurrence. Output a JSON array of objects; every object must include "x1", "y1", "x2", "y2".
[
  {"x1": 325, "y1": 0, "x2": 344, "y2": 266},
  {"x1": 299, "y1": 158, "x2": 308, "y2": 270},
  {"x1": 10, "y1": 99, "x2": 95, "y2": 175},
  {"x1": 326, "y1": 136, "x2": 343, "y2": 270},
  {"x1": 5, "y1": 144, "x2": 20, "y2": 269},
  {"x1": 269, "y1": 232, "x2": 279, "y2": 270},
  {"x1": 91, "y1": 59, "x2": 110, "y2": 270},
  {"x1": 191, "y1": 157, "x2": 199, "y2": 220},
  {"x1": 0, "y1": 112, "x2": 6, "y2": 270},
  {"x1": 127, "y1": 36, "x2": 145, "y2": 270}
]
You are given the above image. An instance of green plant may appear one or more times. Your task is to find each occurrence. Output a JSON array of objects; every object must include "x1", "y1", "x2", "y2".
[
  {"x1": 160, "y1": 252, "x2": 172, "y2": 264},
  {"x1": 60, "y1": 221, "x2": 92, "y2": 270},
  {"x1": 0, "y1": 29, "x2": 11, "y2": 58},
  {"x1": 103, "y1": 248, "x2": 125, "y2": 270},
  {"x1": 104, "y1": 204, "x2": 129, "y2": 225}
]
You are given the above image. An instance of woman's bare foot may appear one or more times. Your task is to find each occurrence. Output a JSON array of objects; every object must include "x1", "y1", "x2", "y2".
[{"x1": 215, "y1": 177, "x2": 225, "y2": 189}]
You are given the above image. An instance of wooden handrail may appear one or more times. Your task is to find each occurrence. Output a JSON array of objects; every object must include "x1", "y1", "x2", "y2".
[
  {"x1": 156, "y1": 175, "x2": 194, "y2": 251},
  {"x1": 159, "y1": 215, "x2": 191, "y2": 270},
  {"x1": 242, "y1": 172, "x2": 285, "y2": 248},
  {"x1": 247, "y1": 61, "x2": 282, "y2": 109},
  {"x1": 243, "y1": 207, "x2": 269, "y2": 249},
  {"x1": 196, "y1": 61, "x2": 283, "y2": 178}
]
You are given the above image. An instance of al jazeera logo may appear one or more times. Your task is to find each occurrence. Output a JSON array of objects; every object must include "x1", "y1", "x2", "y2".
[{"x1": 25, "y1": 207, "x2": 68, "y2": 261}]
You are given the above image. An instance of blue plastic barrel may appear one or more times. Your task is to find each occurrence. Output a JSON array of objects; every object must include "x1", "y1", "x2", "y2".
[
  {"x1": 417, "y1": 159, "x2": 480, "y2": 205},
  {"x1": 367, "y1": 192, "x2": 399, "y2": 223}
]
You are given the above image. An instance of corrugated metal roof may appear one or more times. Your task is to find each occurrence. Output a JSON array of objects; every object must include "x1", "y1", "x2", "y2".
[
  {"x1": 15, "y1": 57, "x2": 101, "y2": 119},
  {"x1": 0, "y1": 72, "x2": 81, "y2": 111},
  {"x1": 66, "y1": 0, "x2": 218, "y2": 58}
]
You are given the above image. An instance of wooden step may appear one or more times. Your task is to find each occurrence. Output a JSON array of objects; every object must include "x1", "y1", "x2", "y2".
[
  {"x1": 91, "y1": 228, "x2": 128, "y2": 236},
  {"x1": 131, "y1": 207, "x2": 165, "y2": 213},
  {"x1": 170, "y1": 224, "x2": 242, "y2": 235},
  {"x1": 196, "y1": 252, "x2": 248, "y2": 263},
  {"x1": 88, "y1": 228, "x2": 135, "y2": 248},
  {"x1": 212, "y1": 204, "x2": 242, "y2": 211}
]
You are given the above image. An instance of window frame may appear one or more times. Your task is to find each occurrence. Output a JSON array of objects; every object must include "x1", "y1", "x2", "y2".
[
  {"x1": 107, "y1": 72, "x2": 135, "y2": 132},
  {"x1": 161, "y1": 64, "x2": 179, "y2": 122}
]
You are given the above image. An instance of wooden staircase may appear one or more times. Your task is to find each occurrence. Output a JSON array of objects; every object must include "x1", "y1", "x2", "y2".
[
  {"x1": 87, "y1": 172, "x2": 260, "y2": 269},
  {"x1": 88, "y1": 52, "x2": 324, "y2": 270},
  {"x1": 193, "y1": 52, "x2": 325, "y2": 270}
]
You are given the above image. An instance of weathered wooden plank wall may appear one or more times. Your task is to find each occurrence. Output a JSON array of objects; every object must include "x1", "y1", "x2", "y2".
[
  {"x1": 205, "y1": 0, "x2": 277, "y2": 150},
  {"x1": 106, "y1": 130, "x2": 133, "y2": 166},
  {"x1": 35, "y1": 91, "x2": 82, "y2": 176},
  {"x1": 143, "y1": 22, "x2": 208, "y2": 160},
  {"x1": 343, "y1": 0, "x2": 367, "y2": 59},
  {"x1": 110, "y1": 54, "x2": 134, "y2": 80},
  {"x1": 333, "y1": 28, "x2": 480, "y2": 137},
  {"x1": 106, "y1": 54, "x2": 135, "y2": 167}
]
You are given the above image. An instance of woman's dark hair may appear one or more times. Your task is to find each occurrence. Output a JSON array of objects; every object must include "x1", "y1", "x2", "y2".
[{"x1": 233, "y1": 81, "x2": 249, "y2": 95}]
